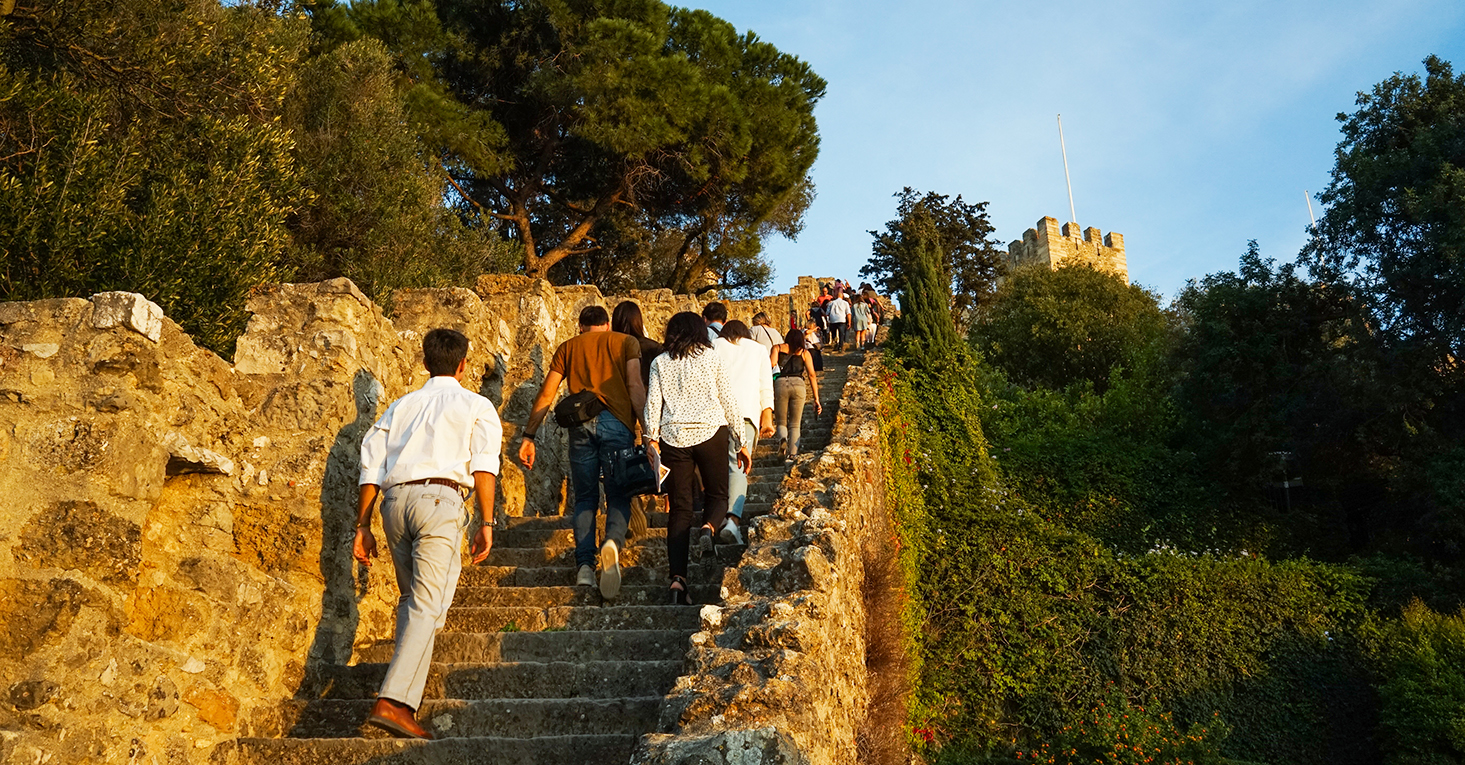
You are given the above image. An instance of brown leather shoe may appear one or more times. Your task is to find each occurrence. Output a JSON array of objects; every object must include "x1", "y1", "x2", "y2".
[{"x1": 366, "y1": 697, "x2": 432, "y2": 740}]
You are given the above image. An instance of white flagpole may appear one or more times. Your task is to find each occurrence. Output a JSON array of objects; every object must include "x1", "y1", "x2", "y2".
[
  {"x1": 1304, "y1": 190, "x2": 1317, "y2": 231},
  {"x1": 1058, "y1": 114, "x2": 1078, "y2": 225}
]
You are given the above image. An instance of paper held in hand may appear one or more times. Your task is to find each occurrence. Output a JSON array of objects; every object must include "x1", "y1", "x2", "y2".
[{"x1": 648, "y1": 446, "x2": 670, "y2": 492}]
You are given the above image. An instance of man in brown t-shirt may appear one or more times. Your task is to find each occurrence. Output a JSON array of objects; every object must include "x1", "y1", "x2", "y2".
[{"x1": 519, "y1": 305, "x2": 645, "y2": 599}]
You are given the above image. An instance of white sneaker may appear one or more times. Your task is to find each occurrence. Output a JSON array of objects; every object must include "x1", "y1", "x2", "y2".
[
  {"x1": 718, "y1": 517, "x2": 743, "y2": 545},
  {"x1": 598, "y1": 540, "x2": 621, "y2": 600},
  {"x1": 576, "y1": 564, "x2": 595, "y2": 587}
]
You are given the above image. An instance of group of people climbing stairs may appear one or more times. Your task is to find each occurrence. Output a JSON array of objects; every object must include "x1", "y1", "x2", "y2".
[{"x1": 233, "y1": 347, "x2": 868, "y2": 764}]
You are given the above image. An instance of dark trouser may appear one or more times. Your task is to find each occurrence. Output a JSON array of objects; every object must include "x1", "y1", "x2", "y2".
[
  {"x1": 810, "y1": 346, "x2": 824, "y2": 372},
  {"x1": 662, "y1": 427, "x2": 730, "y2": 580},
  {"x1": 568, "y1": 410, "x2": 634, "y2": 569},
  {"x1": 829, "y1": 322, "x2": 847, "y2": 348}
]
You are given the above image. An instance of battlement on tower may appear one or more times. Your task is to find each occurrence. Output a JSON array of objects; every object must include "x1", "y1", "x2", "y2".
[{"x1": 1007, "y1": 216, "x2": 1128, "y2": 281}]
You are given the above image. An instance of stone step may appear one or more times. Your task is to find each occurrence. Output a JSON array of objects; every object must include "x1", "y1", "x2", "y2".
[
  {"x1": 741, "y1": 501, "x2": 773, "y2": 519},
  {"x1": 355, "y1": 629, "x2": 697, "y2": 664},
  {"x1": 234, "y1": 734, "x2": 636, "y2": 765},
  {"x1": 451, "y1": 584, "x2": 719, "y2": 609},
  {"x1": 494, "y1": 526, "x2": 667, "y2": 549},
  {"x1": 246, "y1": 697, "x2": 662, "y2": 739},
  {"x1": 461, "y1": 563, "x2": 723, "y2": 588},
  {"x1": 443, "y1": 604, "x2": 703, "y2": 633},
  {"x1": 309, "y1": 660, "x2": 682, "y2": 701},
  {"x1": 486, "y1": 541, "x2": 745, "y2": 569}
]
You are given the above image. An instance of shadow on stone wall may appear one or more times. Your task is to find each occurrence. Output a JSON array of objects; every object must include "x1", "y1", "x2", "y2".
[{"x1": 296, "y1": 369, "x2": 383, "y2": 704}]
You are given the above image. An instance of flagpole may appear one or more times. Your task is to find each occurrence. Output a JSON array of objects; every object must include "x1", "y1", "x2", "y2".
[{"x1": 1058, "y1": 114, "x2": 1077, "y2": 225}]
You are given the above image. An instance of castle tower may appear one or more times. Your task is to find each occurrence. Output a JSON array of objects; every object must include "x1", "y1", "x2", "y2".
[{"x1": 1007, "y1": 216, "x2": 1128, "y2": 282}]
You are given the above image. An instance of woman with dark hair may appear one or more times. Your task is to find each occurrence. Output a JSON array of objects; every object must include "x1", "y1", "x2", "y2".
[
  {"x1": 612, "y1": 300, "x2": 662, "y2": 389},
  {"x1": 613, "y1": 300, "x2": 664, "y2": 541},
  {"x1": 645, "y1": 312, "x2": 752, "y2": 604},
  {"x1": 768, "y1": 328, "x2": 821, "y2": 460}
]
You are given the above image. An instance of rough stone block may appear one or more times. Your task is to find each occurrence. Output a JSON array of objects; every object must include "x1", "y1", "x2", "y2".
[
  {"x1": 161, "y1": 433, "x2": 235, "y2": 476},
  {"x1": 15, "y1": 501, "x2": 142, "y2": 585},
  {"x1": 0, "y1": 578, "x2": 91, "y2": 659},
  {"x1": 90, "y1": 292, "x2": 163, "y2": 342},
  {"x1": 634, "y1": 727, "x2": 807, "y2": 765}
]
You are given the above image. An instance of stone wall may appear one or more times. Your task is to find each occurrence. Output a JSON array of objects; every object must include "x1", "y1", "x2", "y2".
[
  {"x1": 1007, "y1": 216, "x2": 1128, "y2": 281},
  {"x1": 633, "y1": 355, "x2": 888, "y2": 765},
  {"x1": 0, "y1": 275, "x2": 832, "y2": 764}
]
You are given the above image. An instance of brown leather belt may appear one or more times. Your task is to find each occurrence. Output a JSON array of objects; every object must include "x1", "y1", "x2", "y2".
[{"x1": 395, "y1": 477, "x2": 468, "y2": 497}]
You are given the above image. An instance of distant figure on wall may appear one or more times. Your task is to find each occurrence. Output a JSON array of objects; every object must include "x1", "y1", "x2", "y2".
[
  {"x1": 825, "y1": 290, "x2": 851, "y2": 351},
  {"x1": 352, "y1": 328, "x2": 501, "y2": 740}
]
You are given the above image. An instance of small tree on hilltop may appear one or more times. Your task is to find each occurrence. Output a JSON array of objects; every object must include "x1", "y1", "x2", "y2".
[
  {"x1": 888, "y1": 204, "x2": 958, "y2": 360},
  {"x1": 864, "y1": 187, "x2": 1006, "y2": 332}
]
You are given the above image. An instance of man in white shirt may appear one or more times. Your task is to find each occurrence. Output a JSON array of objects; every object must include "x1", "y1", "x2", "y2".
[
  {"x1": 825, "y1": 293, "x2": 852, "y2": 351},
  {"x1": 353, "y1": 328, "x2": 501, "y2": 740},
  {"x1": 713, "y1": 321, "x2": 775, "y2": 544}
]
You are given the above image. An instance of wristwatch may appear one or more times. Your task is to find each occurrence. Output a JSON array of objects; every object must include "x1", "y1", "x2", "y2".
[{"x1": 523, "y1": 432, "x2": 536, "y2": 441}]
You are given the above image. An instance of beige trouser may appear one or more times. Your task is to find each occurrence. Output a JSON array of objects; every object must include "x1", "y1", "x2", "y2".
[
  {"x1": 378, "y1": 482, "x2": 468, "y2": 710},
  {"x1": 774, "y1": 376, "x2": 808, "y2": 456}
]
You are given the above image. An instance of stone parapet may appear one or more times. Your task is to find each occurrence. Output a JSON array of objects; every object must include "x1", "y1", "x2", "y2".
[
  {"x1": 633, "y1": 354, "x2": 887, "y2": 765},
  {"x1": 1007, "y1": 215, "x2": 1129, "y2": 281},
  {"x1": 0, "y1": 275, "x2": 842, "y2": 764}
]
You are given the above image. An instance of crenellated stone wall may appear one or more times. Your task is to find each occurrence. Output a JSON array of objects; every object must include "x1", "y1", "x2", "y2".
[
  {"x1": 1007, "y1": 216, "x2": 1128, "y2": 281},
  {"x1": 633, "y1": 354, "x2": 888, "y2": 765},
  {"x1": 0, "y1": 275, "x2": 838, "y2": 764}
]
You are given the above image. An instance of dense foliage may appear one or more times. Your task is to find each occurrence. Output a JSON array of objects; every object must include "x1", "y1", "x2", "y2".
[
  {"x1": 971, "y1": 262, "x2": 1173, "y2": 393},
  {"x1": 875, "y1": 58, "x2": 1465, "y2": 759},
  {"x1": 1309, "y1": 55, "x2": 1465, "y2": 385},
  {"x1": 864, "y1": 187, "x2": 1008, "y2": 332},
  {"x1": 0, "y1": 0, "x2": 820, "y2": 353},
  {"x1": 0, "y1": 0, "x2": 308, "y2": 353}
]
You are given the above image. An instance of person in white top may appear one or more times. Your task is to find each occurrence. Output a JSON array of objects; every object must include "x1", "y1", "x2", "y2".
[
  {"x1": 645, "y1": 312, "x2": 750, "y2": 604},
  {"x1": 825, "y1": 293, "x2": 852, "y2": 351},
  {"x1": 748, "y1": 312, "x2": 784, "y2": 352},
  {"x1": 353, "y1": 328, "x2": 501, "y2": 740},
  {"x1": 713, "y1": 321, "x2": 776, "y2": 544}
]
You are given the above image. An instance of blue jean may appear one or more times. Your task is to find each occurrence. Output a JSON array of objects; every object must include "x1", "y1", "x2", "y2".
[
  {"x1": 568, "y1": 410, "x2": 635, "y2": 568},
  {"x1": 727, "y1": 419, "x2": 757, "y2": 519}
]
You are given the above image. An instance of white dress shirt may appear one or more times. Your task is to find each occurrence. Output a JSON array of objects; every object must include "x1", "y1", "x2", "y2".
[
  {"x1": 644, "y1": 348, "x2": 745, "y2": 450},
  {"x1": 714, "y1": 337, "x2": 775, "y2": 426},
  {"x1": 826, "y1": 298, "x2": 851, "y2": 323},
  {"x1": 359, "y1": 376, "x2": 503, "y2": 488}
]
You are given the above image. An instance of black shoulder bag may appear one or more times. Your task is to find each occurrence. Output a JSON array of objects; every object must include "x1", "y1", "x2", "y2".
[{"x1": 553, "y1": 391, "x2": 605, "y2": 428}]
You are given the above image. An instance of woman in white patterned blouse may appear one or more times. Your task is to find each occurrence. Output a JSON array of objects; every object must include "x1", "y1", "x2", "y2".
[{"x1": 644, "y1": 312, "x2": 752, "y2": 604}]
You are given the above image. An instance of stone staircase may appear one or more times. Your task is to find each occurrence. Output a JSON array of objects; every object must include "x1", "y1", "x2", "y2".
[{"x1": 230, "y1": 349, "x2": 866, "y2": 764}]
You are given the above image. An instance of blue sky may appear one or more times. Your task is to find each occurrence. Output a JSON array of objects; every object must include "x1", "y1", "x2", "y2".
[{"x1": 690, "y1": 0, "x2": 1465, "y2": 299}]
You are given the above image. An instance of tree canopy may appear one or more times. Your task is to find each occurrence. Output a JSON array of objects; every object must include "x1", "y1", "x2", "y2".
[
  {"x1": 309, "y1": 0, "x2": 825, "y2": 294},
  {"x1": 1310, "y1": 55, "x2": 1465, "y2": 382},
  {"x1": 863, "y1": 187, "x2": 1006, "y2": 331},
  {"x1": 0, "y1": 0, "x2": 822, "y2": 352}
]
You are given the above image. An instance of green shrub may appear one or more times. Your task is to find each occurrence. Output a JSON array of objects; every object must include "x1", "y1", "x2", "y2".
[
  {"x1": 1375, "y1": 601, "x2": 1465, "y2": 765},
  {"x1": 882, "y1": 345, "x2": 1378, "y2": 764},
  {"x1": 1016, "y1": 694, "x2": 1229, "y2": 765},
  {"x1": 970, "y1": 263, "x2": 1172, "y2": 393}
]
